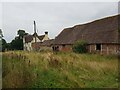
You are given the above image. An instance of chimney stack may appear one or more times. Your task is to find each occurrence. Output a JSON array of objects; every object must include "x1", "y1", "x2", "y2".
[
  {"x1": 45, "y1": 31, "x2": 48, "y2": 39},
  {"x1": 45, "y1": 31, "x2": 48, "y2": 35}
]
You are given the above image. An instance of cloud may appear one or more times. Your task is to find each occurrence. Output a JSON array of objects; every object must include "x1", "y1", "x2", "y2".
[{"x1": 2, "y1": 2, "x2": 118, "y2": 42}]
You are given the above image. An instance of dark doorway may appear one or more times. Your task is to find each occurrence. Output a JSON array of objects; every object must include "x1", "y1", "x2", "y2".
[{"x1": 96, "y1": 44, "x2": 101, "y2": 50}]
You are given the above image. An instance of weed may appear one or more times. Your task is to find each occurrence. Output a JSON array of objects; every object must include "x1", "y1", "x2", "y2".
[{"x1": 2, "y1": 51, "x2": 118, "y2": 88}]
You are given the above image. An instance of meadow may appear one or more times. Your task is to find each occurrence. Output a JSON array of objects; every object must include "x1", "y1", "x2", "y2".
[{"x1": 2, "y1": 51, "x2": 118, "y2": 88}]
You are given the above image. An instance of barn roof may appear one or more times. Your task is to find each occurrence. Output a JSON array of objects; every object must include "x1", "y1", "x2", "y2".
[{"x1": 54, "y1": 15, "x2": 119, "y2": 45}]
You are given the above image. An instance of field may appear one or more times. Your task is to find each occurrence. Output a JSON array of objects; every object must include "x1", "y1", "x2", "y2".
[{"x1": 2, "y1": 51, "x2": 118, "y2": 88}]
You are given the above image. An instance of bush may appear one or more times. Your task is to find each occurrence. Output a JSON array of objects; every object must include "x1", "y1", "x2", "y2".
[
  {"x1": 72, "y1": 40, "x2": 87, "y2": 53},
  {"x1": 118, "y1": 29, "x2": 120, "y2": 33}
]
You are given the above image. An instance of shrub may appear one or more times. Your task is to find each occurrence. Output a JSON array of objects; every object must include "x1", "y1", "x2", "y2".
[
  {"x1": 118, "y1": 29, "x2": 120, "y2": 33},
  {"x1": 72, "y1": 40, "x2": 87, "y2": 53}
]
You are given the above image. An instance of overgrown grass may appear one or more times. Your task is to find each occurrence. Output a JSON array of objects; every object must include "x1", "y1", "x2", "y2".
[{"x1": 2, "y1": 51, "x2": 118, "y2": 88}]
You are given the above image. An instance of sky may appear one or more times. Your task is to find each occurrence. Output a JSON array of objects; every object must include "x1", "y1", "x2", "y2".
[{"x1": 1, "y1": 1, "x2": 119, "y2": 42}]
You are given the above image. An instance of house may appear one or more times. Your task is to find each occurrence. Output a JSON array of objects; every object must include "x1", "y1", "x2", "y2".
[
  {"x1": 53, "y1": 15, "x2": 120, "y2": 55},
  {"x1": 23, "y1": 32, "x2": 49, "y2": 51},
  {"x1": 23, "y1": 21, "x2": 49, "y2": 51}
]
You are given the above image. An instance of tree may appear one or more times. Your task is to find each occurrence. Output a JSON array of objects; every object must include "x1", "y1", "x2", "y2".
[
  {"x1": 10, "y1": 30, "x2": 28, "y2": 50},
  {"x1": 10, "y1": 38, "x2": 23, "y2": 50},
  {"x1": 0, "y1": 29, "x2": 7, "y2": 52},
  {"x1": 0, "y1": 39, "x2": 7, "y2": 52},
  {"x1": 5, "y1": 43, "x2": 11, "y2": 50},
  {"x1": 17, "y1": 30, "x2": 28, "y2": 39},
  {"x1": 0, "y1": 29, "x2": 3, "y2": 39},
  {"x1": 72, "y1": 40, "x2": 88, "y2": 53}
]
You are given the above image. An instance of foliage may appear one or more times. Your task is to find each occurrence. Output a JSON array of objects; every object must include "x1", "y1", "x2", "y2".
[
  {"x1": 17, "y1": 30, "x2": 28, "y2": 39},
  {"x1": 0, "y1": 39, "x2": 8, "y2": 52},
  {"x1": 118, "y1": 29, "x2": 120, "y2": 33},
  {"x1": 0, "y1": 29, "x2": 8, "y2": 52},
  {"x1": 0, "y1": 29, "x2": 28, "y2": 51},
  {"x1": 5, "y1": 43, "x2": 11, "y2": 50},
  {"x1": 2, "y1": 51, "x2": 118, "y2": 88},
  {"x1": 0, "y1": 29, "x2": 3, "y2": 38},
  {"x1": 8, "y1": 30, "x2": 28, "y2": 50},
  {"x1": 10, "y1": 38, "x2": 23, "y2": 50},
  {"x1": 72, "y1": 40, "x2": 88, "y2": 53}
]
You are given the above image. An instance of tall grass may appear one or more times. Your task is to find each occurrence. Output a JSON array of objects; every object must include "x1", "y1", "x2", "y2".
[{"x1": 2, "y1": 51, "x2": 118, "y2": 88}]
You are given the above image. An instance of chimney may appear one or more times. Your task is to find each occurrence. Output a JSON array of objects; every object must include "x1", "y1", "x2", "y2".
[
  {"x1": 45, "y1": 31, "x2": 48, "y2": 39},
  {"x1": 45, "y1": 31, "x2": 48, "y2": 35}
]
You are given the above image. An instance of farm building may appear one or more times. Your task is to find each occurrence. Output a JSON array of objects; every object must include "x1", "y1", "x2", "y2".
[
  {"x1": 53, "y1": 15, "x2": 120, "y2": 55},
  {"x1": 23, "y1": 21, "x2": 49, "y2": 51},
  {"x1": 23, "y1": 32, "x2": 49, "y2": 51}
]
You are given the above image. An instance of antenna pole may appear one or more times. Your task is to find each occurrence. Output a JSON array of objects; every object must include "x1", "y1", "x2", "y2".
[
  {"x1": 34, "y1": 21, "x2": 36, "y2": 33},
  {"x1": 34, "y1": 21, "x2": 37, "y2": 51}
]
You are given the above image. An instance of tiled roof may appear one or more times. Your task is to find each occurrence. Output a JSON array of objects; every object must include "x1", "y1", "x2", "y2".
[
  {"x1": 24, "y1": 33, "x2": 45, "y2": 43},
  {"x1": 24, "y1": 35, "x2": 33, "y2": 43}
]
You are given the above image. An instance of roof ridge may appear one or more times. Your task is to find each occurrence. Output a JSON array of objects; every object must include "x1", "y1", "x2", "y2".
[{"x1": 54, "y1": 14, "x2": 119, "y2": 44}]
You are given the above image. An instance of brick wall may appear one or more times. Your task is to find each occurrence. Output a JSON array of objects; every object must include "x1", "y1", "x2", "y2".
[
  {"x1": 32, "y1": 42, "x2": 41, "y2": 51},
  {"x1": 54, "y1": 45, "x2": 72, "y2": 52},
  {"x1": 88, "y1": 44, "x2": 119, "y2": 55},
  {"x1": 53, "y1": 44, "x2": 119, "y2": 55}
]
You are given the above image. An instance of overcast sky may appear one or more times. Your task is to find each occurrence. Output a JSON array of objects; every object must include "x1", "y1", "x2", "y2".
[{"x1": 1, "y1": 2, "x2": 118, "y2": 42}]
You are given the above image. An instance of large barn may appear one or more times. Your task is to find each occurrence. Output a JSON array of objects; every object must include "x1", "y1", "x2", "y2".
[{"x1": 53, "y1": 15, "x2": 120, "y2": 55}]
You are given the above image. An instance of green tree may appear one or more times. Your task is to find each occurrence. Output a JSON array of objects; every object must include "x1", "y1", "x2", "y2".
[
  {"x1": 0, "y1": 39, "x2": 7, "y2": 52},
  {"x1": 72, "y1": 40, "x2": 88, "y2": 53},
  {"x1": 5, "y1": 43, "x2": 11, "y2": 50},
  {"x1": 10, "y1": 30, "x2": 28, "y2": 50},
  {"x1": 0, "y1": 29, "x2": 7, "y2": 52},
  {"x1": 0, "y1": 29, "x2": 3, "y2": 39},
  {"x1": 17, "y1": 30, "x2": 28, "y2": 39},
  {"x1": 10, "y1": 38, "x2": 23, "y2": 50}
]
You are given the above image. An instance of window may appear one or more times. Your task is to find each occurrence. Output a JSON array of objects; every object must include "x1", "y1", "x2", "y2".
[{"x1": 96, "y1": 44, "x2": 101, "y2": 50}]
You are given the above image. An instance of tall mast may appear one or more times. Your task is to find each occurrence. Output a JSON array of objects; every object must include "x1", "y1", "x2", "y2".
[
  {"x1": 34, "y1": 21, "x2": 36, "y2": 33},
  {"x1": 34, "y1": 20, "x2": 37, "y2": 43}
]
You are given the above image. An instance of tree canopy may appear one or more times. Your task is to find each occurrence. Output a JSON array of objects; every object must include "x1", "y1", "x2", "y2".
[
  {"x1": 17, "y1": 30, "x2": 28, "y2": 39},
  {"x1": 0, "y1": 39, "x2": 8, "y2": 52},
  {"x1": 0, "y1": 29, "x2": 28, "y2": 51},
  {"x1": 0, "y1": 29, "x2": 3, "y2": 39},
  {"x1": 10, "y1": 38, "x2": 23, "y2": 50},
  {"x1": 10, "y1": 29, "x2": 28, "y2": 50}
]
